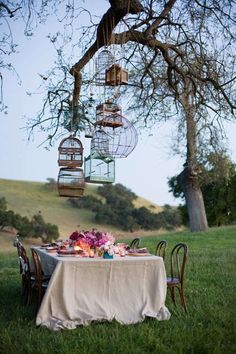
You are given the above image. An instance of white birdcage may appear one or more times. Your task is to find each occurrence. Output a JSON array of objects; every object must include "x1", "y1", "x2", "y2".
[{"x1": 91, "y1": 116, "x2": 138, "y2": 158}]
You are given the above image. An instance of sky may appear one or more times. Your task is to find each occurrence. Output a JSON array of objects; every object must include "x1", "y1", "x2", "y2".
[{"x1": 1, "y1": 1, "x2": 236, "y2": 207}]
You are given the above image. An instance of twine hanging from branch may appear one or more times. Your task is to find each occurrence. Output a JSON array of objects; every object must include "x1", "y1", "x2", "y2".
[{"x1": 69, "y1": 0, "x2": 144, "y2": 118}]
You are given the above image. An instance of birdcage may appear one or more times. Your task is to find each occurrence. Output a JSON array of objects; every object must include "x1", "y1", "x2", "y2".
[
  {"x1": 105, "y1": 64, "x2": 128, "y2": 86},
  {"x1": 91, "y1": 116, "x2": 138, "y2": 158},
  {"x1": 57, "y1": 167, "x2": 85, "y2": 197},
  {"x1": 84, "y1": 122, "x2": 94, "y2": 139},
  {"x1": 91, "y1": 129, "x2": 110, "y2": 157},
  {"x1": 95, "y1": 102, "x2": 123, "y2": 128},
  {"x1": 58, "y1": 136, "x2": 83, "y2": 167},
  {"x1": 96, "y1": 49, "x2": 114, "y2": 85},
  {"x1": 84, "y1": 152, "x2": 115, "y2": 184}
]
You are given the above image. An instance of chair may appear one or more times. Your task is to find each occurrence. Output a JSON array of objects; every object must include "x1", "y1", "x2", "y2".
[
  {"x1": 13, "y1": 238, "x2": 35, "y2": 305},
  {"x1": 167, "y1": 243, "x2": 189, "y2": 313},
  {"x1": 129, "y1": 237, "x2": 141, "y2": 249},
  {"x1": 31, "y1": 249, "x2": 50, "y2": 310},
  {"x1": 155, "y1": 240, "x2": 168, "y2": 260}
]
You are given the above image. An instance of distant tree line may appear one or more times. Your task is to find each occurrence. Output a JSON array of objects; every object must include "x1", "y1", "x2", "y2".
[
  {"x1": 168, "y1": 154, "x2": 236, "y2": 227},
  {"x1": 0, "y1": 197, "x2": 59, "y2": 242},
  {"x1": 68, "y1": 183, "x2": 182, "y2": 232}
]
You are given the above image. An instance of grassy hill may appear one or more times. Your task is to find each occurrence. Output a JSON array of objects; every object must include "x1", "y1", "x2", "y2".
[{"x1": 0, "y1": 178, "x2": 163, "y2": 238}]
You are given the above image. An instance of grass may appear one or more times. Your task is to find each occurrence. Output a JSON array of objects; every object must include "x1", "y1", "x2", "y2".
[
  {"x1": 0, "y1": 178, "x2": 162, "y2": 238},
  {"x1": 0, "y1": 226, "x2": 236, "y2": 353}
]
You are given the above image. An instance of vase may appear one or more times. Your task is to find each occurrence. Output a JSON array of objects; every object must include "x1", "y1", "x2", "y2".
[{"x1": 103, "y1": 251, "x2": 113, "y2": 259}]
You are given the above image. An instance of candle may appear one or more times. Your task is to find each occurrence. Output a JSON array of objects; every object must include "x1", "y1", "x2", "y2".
[{"x1": 89, "y1": 249, "x2": 95, "y2": 258}]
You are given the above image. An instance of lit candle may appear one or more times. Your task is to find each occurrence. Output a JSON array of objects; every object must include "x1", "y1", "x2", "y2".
[{"x1": 89, "y1": 249, "x2": 95, "y2": 258}]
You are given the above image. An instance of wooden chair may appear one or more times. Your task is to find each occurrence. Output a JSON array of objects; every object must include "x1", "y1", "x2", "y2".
[
  {"x1": 167, "y1": 243, "x2": 189, "y2": 313},
  {"x1": 155, "y1": 240, "x2": 168, "y2": 260},
  {"x1": 31, "y1": 249, "x2": 50, "y2": 310},
  {"x1": 14, "y1": 240, "x2": 35, "y2": 305},
  {"x1": 129, "y1": 237, "x2": 141, "y2": 249}
]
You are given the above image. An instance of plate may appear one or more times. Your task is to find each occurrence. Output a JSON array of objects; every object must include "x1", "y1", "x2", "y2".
[
  {"x1": 40, "y1": 244, "x2": 51, "y2": 248},
  {"x1": 127, "y1": 252, "x2": 151, "y2": 257},
  {"x1": 46, "y1": 247, "x2": 58, "y2": 253},
  {"x1": 57, "y1": 253, "x2": 79, "y2": 257}
]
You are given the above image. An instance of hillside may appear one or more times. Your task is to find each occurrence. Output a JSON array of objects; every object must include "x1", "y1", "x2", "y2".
[{"x1": 0, "y1": 178, "x2": 163, "y2": 238}]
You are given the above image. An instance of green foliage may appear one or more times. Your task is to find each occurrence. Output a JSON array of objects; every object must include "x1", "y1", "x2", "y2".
[
  {"x1": 68, "y1": 195, "x2": 103, "y2": 212},
  {"x1": 98, "y1": 183, "x2": 137, "y2": 203},
  {"x1": 30, "y1": 213, "x2": 60, "y2": 243},
  {"x1": 0, "y1": 197, "x2": 7, "y2": 211},
  {"x1": 44, "y1": 177, "x2": 57, "y2": 190},
  {"x1": 69, "y1": 184, "x2": 182, "y2": 231},
  {"x1": 168, "y1": 154, "x2": 236, "y2": 227},
  {"x1": 0, "y1": 198, "x2": 59, "y2": 242}
]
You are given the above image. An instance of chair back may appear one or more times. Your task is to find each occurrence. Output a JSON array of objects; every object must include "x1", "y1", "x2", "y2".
[
  {"x1": 31, "y1": 249, "x2": 43, "y2": 290},
  {"x1": 17, "y1": 243, "x2": 32, "y2": 284},
  {"x1": 155, "y1": 240, "x2": 167, "y2": 260},
  {"x1": 170, "y1": 243, "x2": 188, "y2": 285},
  {"x1": 129, "y1": 237, "x2": 141, "y2": 249},
  {"x1": 13, "y1": 235, "x2": 23, "y2": 257}
]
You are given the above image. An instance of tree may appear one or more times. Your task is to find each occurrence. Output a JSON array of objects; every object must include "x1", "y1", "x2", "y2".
[
  {"x1": 169, "y1": 153, "x2": 236, "y2": 227},
  {"x1": 2, "y1": 1, "x2": 236, "y2": 231}
]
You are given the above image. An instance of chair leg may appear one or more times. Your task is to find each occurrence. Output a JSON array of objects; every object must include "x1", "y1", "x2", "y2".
[
  {"x1": 178, "y1": 286, "x2": 188, "y2": 313},
  {"x1": 169, "y1": 286, "x2": 177, "y2": 306}
]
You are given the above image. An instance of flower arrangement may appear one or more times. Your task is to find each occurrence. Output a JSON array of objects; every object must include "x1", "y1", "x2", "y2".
[
  {"x1": 100, "y1": 241, "x2": 115, "y2": 257},
  {"x1": 69, "y1": 229, "x2": 115, "y2": 251}
]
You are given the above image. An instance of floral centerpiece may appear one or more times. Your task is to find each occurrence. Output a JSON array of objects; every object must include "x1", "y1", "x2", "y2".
[{"x1": 69, "y1": 229, "x2": 115, "y2": 257}]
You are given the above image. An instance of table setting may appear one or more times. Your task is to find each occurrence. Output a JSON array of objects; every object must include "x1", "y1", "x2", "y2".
[
  {"x1": 33, "y1": 229, "x2": 171, "y2": 331},
  {"x1": 38, "y1": 229, "x2": 151, "y2": 259}
]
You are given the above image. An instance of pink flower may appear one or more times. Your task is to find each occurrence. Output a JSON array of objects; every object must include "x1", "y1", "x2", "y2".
[{"x1": 69, "y1": 229, "x2": 116, "y2": 248}]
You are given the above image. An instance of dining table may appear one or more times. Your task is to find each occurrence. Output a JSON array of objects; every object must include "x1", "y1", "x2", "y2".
[{"x1": 33, "y1": 247, "x2": 171, "y2": 331}]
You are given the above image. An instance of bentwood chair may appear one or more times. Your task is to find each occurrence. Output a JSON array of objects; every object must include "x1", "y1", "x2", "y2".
[
  {"x1": 31, "y1": 249, "x2": 50, "y2": 310},
  {"x1": 13, "y1": 237, "x2": 35, "y2": 305},
  {"x1": 155, "y1": 240, "x2": 168, "y2": 261},
  {"x1": 167, "y1": 243, "x2": 189, "y2": 313},
  {"x1": 129, "y1": 237, "x2": 141, "y2": 249}
]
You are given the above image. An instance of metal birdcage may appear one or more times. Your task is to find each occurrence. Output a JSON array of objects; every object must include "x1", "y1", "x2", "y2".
[
  {"x1": 95, "y1": 102, "x2": 123, "y2": 128},
  {"x1": 91, "y1": 116, "x2": 138, "y2": 158},
  {"x1": 84, "y1": 152, "x2": 115, "y2": 184},
  {"x1": 84, "y1": 122, "x2": 94, "y2": 139},
  {"x1": 58, "y1": 136, "x2": 83, "y2": 167},
  {"x1": 105, "y1": 64, "x2": 128, "y2": 86},
  {"x1": 96, "y1": 49, "x2": 114, "y2": 85},
  {"x1": 57, "y1": 167, "x2": 85, "y2": 197}
]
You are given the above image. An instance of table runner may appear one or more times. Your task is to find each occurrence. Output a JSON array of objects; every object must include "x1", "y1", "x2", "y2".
[{"x1": 34, "y1": 248, "x2": 170, "y2": 330}]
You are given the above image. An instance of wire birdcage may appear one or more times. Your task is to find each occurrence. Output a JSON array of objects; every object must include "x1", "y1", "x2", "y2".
[
  {"x1": 91, "y1": 116, "x2": 138, "y2": 158},
  {"x1": 58, "y1": 136, "x2": 83, "y2": 167},
  {"x1": 84, "y1": 152, "x2": 115, "y2": 184},
  {"x1": 95, "y1": 48, "x2": 114, "y2": 85},
  {"x1": 57, "y1": 167, "x2": 85, "y2": 197}
]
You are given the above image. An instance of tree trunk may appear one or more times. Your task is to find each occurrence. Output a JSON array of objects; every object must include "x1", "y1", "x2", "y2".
[
  {"x1": 177, "y1": 169, "x2": 208, "y2": 231},
  {"x1": 178, "y1": 82, "x2": 208, "y2": 232}
]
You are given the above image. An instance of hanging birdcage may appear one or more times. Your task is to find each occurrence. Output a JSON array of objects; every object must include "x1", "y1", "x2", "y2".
[
  {"x1": 105, "y1": 64, "x2": 128, "y2": 86},
  {"x1": 84, "y1": 152, "x2": 115, "y2": 184},
  {"x1": 91, "y1": 116, "x2": 138, "y2": 158},
  {"x1": 58, "y1": 136, "x2": 83, "y2": 167},
  {"x1": 95, "y1": 48, "x2": 114, "y2": 85},
  {"x1": 95, "y1": 101, "x2": 123, "y2": 128},
  {"x1": 57, "y1": 167, "x2": 85, "y2": 197},
  {"x1": 91, "y1": 129, "x2": 110, "y2": 156},
  {"x1": 84, "y1": 122, "x2": 94, "y2": 139}
]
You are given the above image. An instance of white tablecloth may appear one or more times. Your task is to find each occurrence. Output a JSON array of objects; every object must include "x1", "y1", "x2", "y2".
[{"x1": 34, "y1": 248, "x2": 170, "y2": 330}]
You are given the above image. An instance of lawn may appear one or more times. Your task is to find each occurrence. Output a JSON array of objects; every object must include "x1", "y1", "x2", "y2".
[{"x1": 0, "y1": 226, "x2": 235, "y2": 354}]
